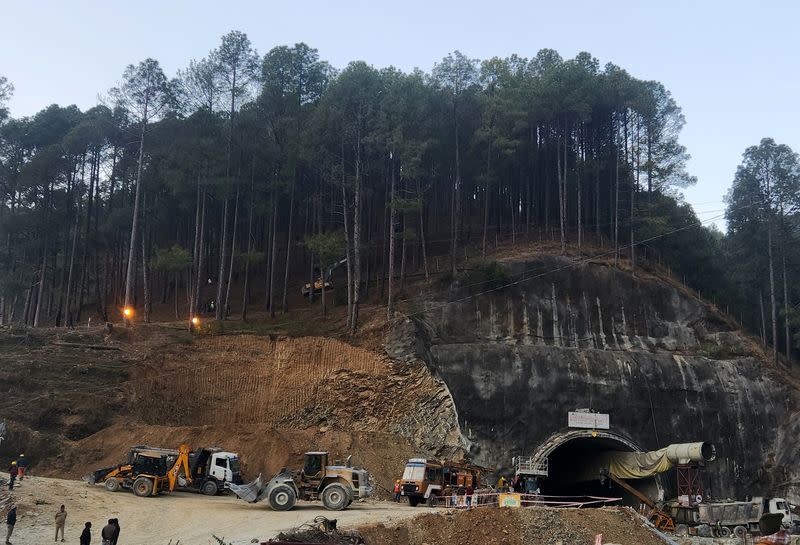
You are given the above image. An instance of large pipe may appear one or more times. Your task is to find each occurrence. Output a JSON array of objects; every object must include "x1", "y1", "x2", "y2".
[
  {"x1": 558, "y1": 441, "x2": 716, "y2": 482},
  {"x1": 664, "y1": 442, "x2": 716, "y2": 464}
]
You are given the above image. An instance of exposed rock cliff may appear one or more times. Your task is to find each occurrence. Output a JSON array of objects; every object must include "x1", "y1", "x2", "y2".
[{"x1": 396, "y1": 255, "x2": 800, "y2": 502}]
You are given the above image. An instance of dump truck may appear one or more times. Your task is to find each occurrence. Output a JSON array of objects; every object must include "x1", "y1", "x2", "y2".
[
  {"x1": 226, "y1": 451, "x2": 371, "y2": 511},
  {"x1": 86, "y1": 445, "x2": 241, "y2": 497},
  {"x1": 400, "y1": 458, "x2": 483, "y2": 507},
  {"x1": 696, "y1": 496, "x2": 798, "y2": 537}
]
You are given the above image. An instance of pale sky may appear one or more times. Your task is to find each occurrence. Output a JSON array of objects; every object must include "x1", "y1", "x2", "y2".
[{"x1": 2, "y1": 0, "x2": 798, "y2": 230}]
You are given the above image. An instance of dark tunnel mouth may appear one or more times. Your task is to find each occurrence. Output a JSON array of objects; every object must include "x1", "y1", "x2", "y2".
[{"x1": 539, "y1": 435, "x2": 662, "y2": 508}]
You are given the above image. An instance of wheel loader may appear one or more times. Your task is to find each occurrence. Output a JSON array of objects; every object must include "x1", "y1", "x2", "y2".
[{"x1": 226, "y1": 451, "x2": 372, "y2": 511}]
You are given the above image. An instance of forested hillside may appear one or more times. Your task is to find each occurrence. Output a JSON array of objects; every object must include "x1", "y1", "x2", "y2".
[{"x1": 0, "y1": 31, "x2": 798, "y2": 361}]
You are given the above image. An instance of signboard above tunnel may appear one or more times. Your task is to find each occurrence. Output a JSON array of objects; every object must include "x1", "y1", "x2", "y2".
[{"x1": 568, "y1": 412, "x2": 610, "y2": 430}]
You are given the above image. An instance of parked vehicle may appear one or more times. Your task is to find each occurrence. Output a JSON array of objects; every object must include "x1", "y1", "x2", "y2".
[
  {"x1": 399, "y1": 458, "x2": 482, "y2": 507},
  {"x1": 86, "y1": 445, "x2": 241, "y2": 497},
  {"x1": 227, "y1": 451, "x2": 371, "y2": 511}
]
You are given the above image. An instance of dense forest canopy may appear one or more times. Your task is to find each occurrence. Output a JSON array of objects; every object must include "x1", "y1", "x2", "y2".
[{"x1": 0, "y1": 32, "x2": 798, "y2": 361}]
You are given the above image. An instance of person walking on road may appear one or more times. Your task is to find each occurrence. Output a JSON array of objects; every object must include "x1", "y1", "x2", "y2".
[
  {"x1": 15, "y1": 456, "x2": 27, "y2": 481},
  {"x1": 54, "y1": 504, "x2": 67, "y2": 542},
  {"x1": 465, "y1": 484, "x2": 474, "y2": 508},
  {"x1": 393, "y1": 480, "x2": 401, "y2": 502},
  {"x1": 100, "y1": 519, "x2": 114, "y2": 545},
  {"x1": 6, "y1": 463, "x2": 17, "y2": 491},
  {"x1": 79, "y1": 522, "x2": 91, "y2": 545},
  {"x1": 110, "y1": 518, "x2": 120, "y2": 545},
  {"x1": 5, "y1": 505, "x2": 16, "y2": 545}
]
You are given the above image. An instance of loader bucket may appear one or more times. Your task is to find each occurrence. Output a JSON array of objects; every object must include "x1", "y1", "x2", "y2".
[{"x1": 226, "y1": 473, "x2": 264, "y2": 503}]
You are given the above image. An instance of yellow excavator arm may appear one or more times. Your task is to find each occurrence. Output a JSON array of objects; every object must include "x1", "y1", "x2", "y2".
[{"x1": 166, "y1": 444, "x2": 192, "y2": 492}]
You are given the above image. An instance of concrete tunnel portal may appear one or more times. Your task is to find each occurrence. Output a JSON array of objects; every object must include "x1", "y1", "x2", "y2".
[{"x1": 528, "y1": 430, "x2": 663, "y2": 507}]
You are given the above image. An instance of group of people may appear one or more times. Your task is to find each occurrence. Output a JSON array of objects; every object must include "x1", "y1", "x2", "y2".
[
  {"x1": 497, "y1": 474, "x2": 539, "y2": 494},
  {"x1": 4, "y1": 504, "x2": 121, "y2": 545},
  {"x1": 6, "y1": 455, "x2": 29, "y2": 491},
  {"x1": 3, "y1": 466, "x2": 121, "y2": 545},
  {"x1": 47, "y1": 505, "x2": 121, "y2": 545}
]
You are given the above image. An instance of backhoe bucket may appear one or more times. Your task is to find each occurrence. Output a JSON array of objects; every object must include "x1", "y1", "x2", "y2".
[{"x1": 226, "y1": 473, "x2": 264, "y2": 503}]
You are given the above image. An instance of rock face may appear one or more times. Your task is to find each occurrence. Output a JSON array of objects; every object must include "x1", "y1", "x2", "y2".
[{"x1": 399, "y1": 256, "x2": 799, "y2": 502}]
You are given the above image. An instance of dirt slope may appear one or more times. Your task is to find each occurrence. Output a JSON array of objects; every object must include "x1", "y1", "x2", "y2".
[
  {"x1": 359, "y1": 506, "x2": 669, "y2": 545},
  {"x1": 0, "y1": 325, "x2": 460, "y2": 492}
]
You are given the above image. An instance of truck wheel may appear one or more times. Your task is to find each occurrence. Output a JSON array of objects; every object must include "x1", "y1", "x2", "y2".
[
  {"x1": 733, "y1": 526, "x2": 747, "y2": 538},
  {"x1": 105, "y1": 479, "x2": 121, "y2": 492},
  {"x1": 201, "y1": 481, "x2": 219, "y2": 496},
  {"x1": 427, "y1": 495, "x2": 438, "y2": 507},
  {"x1": 322, "y1": 484, "x2": 349, "y2": 511},
  {"x1": 132, "y1": 477, "x2": 154, "y2": 497},
  {"x1": 408, "y1": 496, "x2": 421, "y2": 507},
  {"x1": 717, "y1": 527, "x2": 732, "y2": 538},
  {"x1": 268, "y1": 485, "x2": 297, "y2": 511}
]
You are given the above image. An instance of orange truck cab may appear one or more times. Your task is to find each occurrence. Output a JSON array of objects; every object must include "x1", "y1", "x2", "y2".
[{"x1": 400, "y1": 458, "x2": 480, "y2": 507}]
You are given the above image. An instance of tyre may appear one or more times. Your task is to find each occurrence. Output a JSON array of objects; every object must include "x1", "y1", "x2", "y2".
[
  {"x1": 105, "y1": 479, "x2": 121, "y2": 492},
  {"x1": 132, "y1": 477, "x2": 154, "y2": 497},
  {"x1": 268, "y1": 484, "x2": 297, "y2": 511},
  {"x1": 408, "y1": 496, "x2": 421, "y2": 507},
  {"x1": 717, "y1": 527, "x2": 732, "y2": 538},
  {"x1": 201, "y1": 480, "x2": 219, "y2": 496},
  {"x1": 427, "y1": 495, "x2": 438, "y2": 507},
  {"x1": 321, "y1": 483, "x2": 349, "y2": 511},
  {"x1": 733, "y1": 526, "x2": 747, "y2": 538}
]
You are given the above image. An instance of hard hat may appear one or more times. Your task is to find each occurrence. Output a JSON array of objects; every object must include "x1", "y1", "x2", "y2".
[
  {"x1": 11, "y1": 461, "x2": 16, "y2": 465},
  {"x1": 396, "y1": 479, "x2": 400, "y2": 483},
  {"x1": 19, "y1": 454, "x2": 24, "y2": 457}
]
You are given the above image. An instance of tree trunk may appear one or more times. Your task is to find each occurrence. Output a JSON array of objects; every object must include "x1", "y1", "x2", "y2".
[
  {"x1": 351, "y1": 129, "x2": 362, "y2": 333},
  {"x1": 281, "y1": 178, "x2": 295, "y2": 313},
  {"x1": 189, "y1": 177, "x2": 202, "y2": 322},
  {"x1": 224, "y1": 183, "x2": 240, "y2": 317},
  {"x1": 242, "y1": 165, "x2": 255, "y2": 321},
  {"x1": 767, "y1": 215, "x2": 778, "y2": 362},
  {"x1": 342, "y1": 152, "x2": 353, "y2": 328},
  {"x1": 192, "y1": 187, "x2": 207, "y2": 324},
  {"x1": 782, "y1": 249, "x2": 790, "y2": 363},
  {"x1": 417, "y1": 179, "x2": 429, "y2": 280},
  {"x1": 33, "y1": 236, "x2": 47, "y2": 327},
  {"x1": 387, "y1": 151, "x2": 397, "y2": 319},
  {"x1": 759, "y1": 290, "x2": 767, "y2": 348},
  {"x1": 64, "y1": 194, "x2": 81, "y2": 328},
  {"x1": 269, "y1": 193, "x2": 278, "y2": 319},
  {"x1": 141, "y1": 234, "x2": 151, "y2": 323},
  {"x1": 123, "y1": 99, "x2": 149, "y2": 324},
  {"x1": 215, "y1": 196, "x2": 229, "y2": 320}
]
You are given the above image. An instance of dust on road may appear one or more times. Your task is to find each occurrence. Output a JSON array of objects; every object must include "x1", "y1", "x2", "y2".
[{"x1": 2, "y1": 474, "x2": 422, "y2": 545}]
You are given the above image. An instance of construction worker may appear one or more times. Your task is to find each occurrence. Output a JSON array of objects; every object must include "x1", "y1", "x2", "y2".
[
  {"x1": 54, "y1": 504, "x2": 67, "y2": 542},
  {"x1": 465, "y1": 484, "x2": 474, "y2": 508},
  {"x1": 5, "y1": 505, "x2": 16, "y2": 545},
  {"x1": 79, "y1": 522, "x2": 91, "y2": 545},
  {"x1": 110, "y1": 518, "x2": 120, "y2": 545},
  {"x1": 393, "y1": 480, "x2": 401, "y2": 502},
  {"x1": 15, "y1": 455, "x2": 28, "y2": 481},
  {"x1": 497, "y1": 475, "x2": 506, "y2": 490},
  {"x1": 101, "y1": 519, "x2": 115, "y2": 545},
  {"x1": 7, "y1": 462, "x2": 17, "y2": 491}
]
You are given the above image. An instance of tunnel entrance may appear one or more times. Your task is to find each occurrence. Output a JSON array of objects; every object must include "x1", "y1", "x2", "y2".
[{"x1": 533, "y1": 431, "x2": 663, "y2": 508}]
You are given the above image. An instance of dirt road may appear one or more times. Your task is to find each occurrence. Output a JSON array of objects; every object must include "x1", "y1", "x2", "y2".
[{"x1": 2, "y1": 474, "x2": 423, "y2": 544}]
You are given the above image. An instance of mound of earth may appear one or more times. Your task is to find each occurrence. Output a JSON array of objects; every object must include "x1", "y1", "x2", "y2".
[
  {"x1": 0, "y1": 323, "x2": 462, "y2": 493},
  {"x1": 358, "y1": 506, "x2": 669, "y2": 545}
]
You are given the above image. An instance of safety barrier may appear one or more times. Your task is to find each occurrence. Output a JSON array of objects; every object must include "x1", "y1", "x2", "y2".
[{"x1": 432, "y1": 492, "x2": 623, "y2": 509}]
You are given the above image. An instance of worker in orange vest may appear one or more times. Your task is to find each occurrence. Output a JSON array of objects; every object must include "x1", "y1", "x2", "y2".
[{"x1": 393, "y1": 480, "x2": 401, "y2": 502}]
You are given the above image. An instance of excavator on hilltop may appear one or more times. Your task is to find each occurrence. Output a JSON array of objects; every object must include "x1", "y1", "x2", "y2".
[{"x1": 302, "y1": 258, "x2": 347, "y2": 297}]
